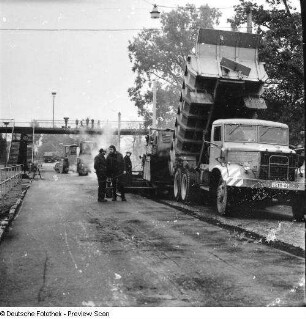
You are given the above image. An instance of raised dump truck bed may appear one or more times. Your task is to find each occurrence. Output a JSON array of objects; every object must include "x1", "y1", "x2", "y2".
[{"x1": 172, "y1": 28, "x2": 268, "y2": 166}]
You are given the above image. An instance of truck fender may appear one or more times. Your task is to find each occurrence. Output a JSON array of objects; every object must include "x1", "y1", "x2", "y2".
[{"x1": 211, "y1": 164, "x2": 245, "y2": 187}]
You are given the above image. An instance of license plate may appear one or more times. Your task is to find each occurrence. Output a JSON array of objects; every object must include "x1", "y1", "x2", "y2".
[{"x1": 271, "y1": 182, "x2": 289, "y2": 189}]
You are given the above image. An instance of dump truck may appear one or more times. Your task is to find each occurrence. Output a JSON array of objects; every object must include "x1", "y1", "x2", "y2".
[{"x1": 142, "y1": 28, "x2": 305, "y2": 220}]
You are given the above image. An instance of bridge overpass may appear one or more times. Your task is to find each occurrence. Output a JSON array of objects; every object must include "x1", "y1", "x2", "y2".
[
  {"x1": 0, "y1": 118, "x2": 150, "y2": 168},
  {"x1": 0, "y1": 118, "x2": 149, "y2": 135}
]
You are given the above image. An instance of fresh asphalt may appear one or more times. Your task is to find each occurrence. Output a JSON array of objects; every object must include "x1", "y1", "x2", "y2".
[{"x1": 0, "y1": 165, "x2": 304, "y2": 306}]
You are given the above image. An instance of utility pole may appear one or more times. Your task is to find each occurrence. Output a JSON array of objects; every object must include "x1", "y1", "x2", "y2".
[
  {"x1": 52, "y1": 92, "x2": 56, "y2": 128},
  {"x1": 3, "y1": 121, "x2": 9, "y2": 167},
  {"x1": 118, "y1": 112, "x2": 121, "y2": 151},
  {"x1": 32, "y1": 121, "x2": 35, "y2": 163},
  {"x1": 301, "y1": 1, "x2": 305, "y2": 145},
  {"x1": 152, "y1": 80, "x2": 157, "y2": 129},
  {"x1": 246, "y1": 6, "x2": 252, "y2": 34}
]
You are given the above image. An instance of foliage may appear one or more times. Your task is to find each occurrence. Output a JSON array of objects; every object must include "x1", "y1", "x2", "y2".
[
  {"x1": 228, "y1": 0, "x2": 304, "y2": 144},
  {"x1": 130, "y1": 82, "x2": 178, "y2": 129},
  {"x1": 128, "y1": 4, "x2": 221, "y2": 128},
  {"x1": 37, "y1": 135, "x2": 78, "y2": 158}
]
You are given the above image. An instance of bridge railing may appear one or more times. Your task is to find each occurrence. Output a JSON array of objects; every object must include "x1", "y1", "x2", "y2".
[
  {"x1": 0, "y1": 119, "x2": 146, "y2": 131},
  {"x1": 0, "y1": 165, "x2": 23, "y2": 201}
]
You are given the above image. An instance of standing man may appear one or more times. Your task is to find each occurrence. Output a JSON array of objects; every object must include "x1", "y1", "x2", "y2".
[
  {"x1": 124, "y1": 151, "x2": 132, "y2": 186},
  {"x1": 94, "y1": 148, "x2": 107, "y2": 202},
  {"x1": 106, "y1": 145, "x2": 126, "y2": 201}
]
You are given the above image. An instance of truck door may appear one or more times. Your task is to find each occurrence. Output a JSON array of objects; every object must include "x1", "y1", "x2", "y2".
[{"x1": 209, "y1": 125, "x2": 222, "y2": 169}]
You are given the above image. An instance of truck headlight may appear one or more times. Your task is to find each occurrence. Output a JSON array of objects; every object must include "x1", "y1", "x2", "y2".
[{"x1": 243, "y1": 162, "x2": 251, "y2": 172}]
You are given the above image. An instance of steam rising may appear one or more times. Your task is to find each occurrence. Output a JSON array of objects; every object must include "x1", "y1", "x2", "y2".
[
  {"x1": 77, "y1": 123, "x2": 145, "y2": 176},
  {"x1": 78, "y1": 123, "x2": 116, "y2": 177}
]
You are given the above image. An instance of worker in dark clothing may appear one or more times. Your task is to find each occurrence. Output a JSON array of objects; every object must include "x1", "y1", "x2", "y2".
[
  {"x1": 62, "y1": 156, "x2": 69, "y2": 174},
  {"x1": 94, "y1": 148, "x2": 107, "y2": 202},
  {"x1": 106, "y1": 145, "x2": 126, "y2": 201},
  {"x1": 124, "y1": 151, "x2": 132, "y2": 186}
]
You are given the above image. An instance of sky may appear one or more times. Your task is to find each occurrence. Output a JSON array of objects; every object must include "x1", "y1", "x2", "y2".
[{"x1": 0, "y1": 0, "x2": 302, "y2": 124}]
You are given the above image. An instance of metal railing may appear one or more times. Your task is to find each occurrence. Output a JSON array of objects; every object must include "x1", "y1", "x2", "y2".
[{"x1": 0, "y1": 165, "x2": 23, "y2": 201}]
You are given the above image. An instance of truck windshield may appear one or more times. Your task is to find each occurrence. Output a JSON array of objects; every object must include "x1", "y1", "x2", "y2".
[
  {"x1": 225, "y1": 124, "x2": 257, "y2": 142},
  {"x1": 259, "y1": 126, "x2": 288, "y2": 145}
]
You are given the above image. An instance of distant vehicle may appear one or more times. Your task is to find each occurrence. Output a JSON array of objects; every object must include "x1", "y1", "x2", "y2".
[
  {"x1": 54, "y1": 158, "x2": 69, "y2": 174},
  {"x1": 63, "y1": 144, "x2": 79, "y2": 172},
  {"x1": 43, "y1": 152, "x2": 56, "y2": 163},
  {"x1": 54, "y1": 144, "x2": 79, "y2": 174},
  {"x1": 77, "y1": 141, "x2": 96, "y2": 176}
]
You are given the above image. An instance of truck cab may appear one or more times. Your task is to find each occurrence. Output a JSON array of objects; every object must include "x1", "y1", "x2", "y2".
[
  {"x1": 204, "y1": 119, "x2": 305, "y2": 218},
  {"x1": 209, "y1": 118, "x2": 291, "y2": 174}
]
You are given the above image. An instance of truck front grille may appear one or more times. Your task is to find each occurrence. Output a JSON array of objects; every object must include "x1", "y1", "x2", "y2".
[{"x1": 259, "y1": 152, "x2": 297, "y2": 181}]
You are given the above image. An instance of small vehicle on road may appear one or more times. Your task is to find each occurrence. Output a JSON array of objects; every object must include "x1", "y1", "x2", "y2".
[
  {"x1": 43, "y1": 152, "x2": 56, "y2": 163},
  {"x1": 54, "y1": 157, "x2": 69, "y2": 174},
  {"x1": 77, "y1": 141, "x2": 95, "y2": 176},
  {"x1": 54, "y1": 144, "x2": 79, "y2": 174}
]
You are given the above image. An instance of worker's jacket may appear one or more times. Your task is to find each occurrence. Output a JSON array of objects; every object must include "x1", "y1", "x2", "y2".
[
  {"x1": 106, "y1": 151, "x2": 125, "y2": 178},
  {"x1": 94, "y1": 154, "x2": 107, "y2": 176},
  {"x1": 124, "y1": 155, "x2": 132, "y2": 173}
]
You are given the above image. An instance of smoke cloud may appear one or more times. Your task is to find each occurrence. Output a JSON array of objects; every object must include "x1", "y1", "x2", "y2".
[{"x1": 77, "y1": 123, "x2": 117, "y2": 177}]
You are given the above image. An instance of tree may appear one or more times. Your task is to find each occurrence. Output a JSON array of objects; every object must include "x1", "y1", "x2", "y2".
[
  {"x1": 128, "y1": 4, "x2": 221, "y2": 128},
  {"x1": 228, "y1": 0, "x2": 304, "y2": 144},
  {"x1": 37, "y1": 135, "x2": 77, "y2": 158},
  {"x1": 131, "y1": 81, "x2": 178, "y2": 129}
]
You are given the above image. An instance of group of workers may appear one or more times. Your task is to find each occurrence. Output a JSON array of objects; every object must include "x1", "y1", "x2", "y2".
[{"x1": 94, "y1": 145, "x2": 132, "y2": 202}]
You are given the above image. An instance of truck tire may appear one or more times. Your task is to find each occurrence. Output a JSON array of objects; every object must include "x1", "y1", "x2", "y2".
[
  {"x1": 180, "y1": 169, "x2": 197, "y2": 203},
  {"x1": 215, "y1": 176, "x2": 231, "y2": 216},
  {"x1": 291, "y1": 194, "x2": 305, "y2": 221},
  {"x1": 173, "y1": 168, "x2": 182, "y2": 201}
]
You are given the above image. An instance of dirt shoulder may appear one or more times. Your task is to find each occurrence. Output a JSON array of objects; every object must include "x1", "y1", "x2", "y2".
[
  {"x1": 0, "y1": 180, "x2": 31, "y2": 218},
  {"x1": 0, "y1": 179, "x2": 31, "y2": 239}
]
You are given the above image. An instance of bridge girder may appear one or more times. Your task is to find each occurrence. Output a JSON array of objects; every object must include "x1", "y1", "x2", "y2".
[{"x1": 0, "y1": 127, "x2": 149, "y2": 136}]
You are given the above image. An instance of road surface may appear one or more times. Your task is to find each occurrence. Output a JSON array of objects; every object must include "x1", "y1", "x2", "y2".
[{"x1": 0, "y1": 165, "x2": 304, "y2": 306}]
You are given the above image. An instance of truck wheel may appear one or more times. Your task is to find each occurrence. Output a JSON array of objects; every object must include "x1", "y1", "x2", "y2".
[
  {"x1": 215, "y1": 177, "x2": 231, "y2": 216},
  {"x1": 180, "y1": 170, "x2": 197, "y2": 203},
  {"x1": 173, "y1": 168, "x2": 182, "y2": 201},
  {"x1": 291, "y1": 195, "x2": 305, "y2": 221}
]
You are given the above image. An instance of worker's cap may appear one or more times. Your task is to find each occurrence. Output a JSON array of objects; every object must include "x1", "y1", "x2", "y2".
[
  {"x1": 99, "y1": 148, "x2": 106, "y2": 153},
  {"x1": 126, "y1": 151, "x2": 132, "y2": 155}
]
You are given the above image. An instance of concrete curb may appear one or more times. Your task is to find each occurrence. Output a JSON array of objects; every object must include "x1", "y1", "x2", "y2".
[{"x1": 0, "y1": 184, "x2": 31, "y2": 243}]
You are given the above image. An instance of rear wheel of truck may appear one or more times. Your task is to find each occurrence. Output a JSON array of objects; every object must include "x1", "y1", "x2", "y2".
[
  {"x1": 180, "y1": 170, "x2": 197, "y2": 203},
  {"x1": 215, "y1": 177, "x2": 231, "y2": 216},
  {"x1": 173, "y1": 168, "x2": 182, "y2": 201}
]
